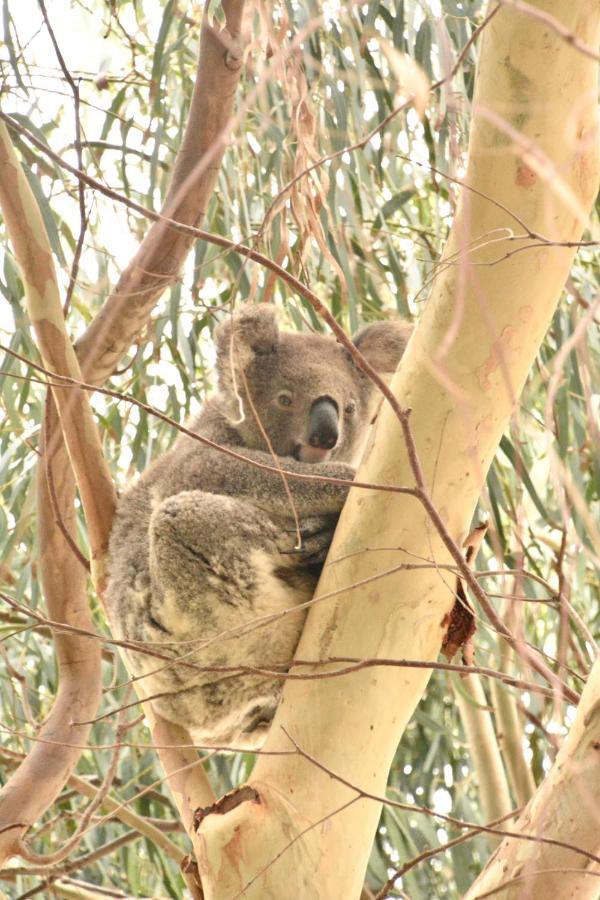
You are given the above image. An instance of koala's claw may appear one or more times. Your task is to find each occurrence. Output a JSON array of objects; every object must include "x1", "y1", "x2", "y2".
[
  {"x1": 283, "y1": 515, "x2": 337, "y2": 538},
  {"x1": 280, "y1": 534, "x2": 331, "y2": 554},
  {"x1": 278, "y1": 517, "x2": 336, "y2": 560},
  {"x1": 282, "y1": 526, "x2": 328, "y2": 538}
]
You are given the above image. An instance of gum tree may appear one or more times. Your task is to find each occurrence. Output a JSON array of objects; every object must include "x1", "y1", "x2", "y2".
[{"x1": 0, "y1": 1, "x2": 598, "y2": 897}]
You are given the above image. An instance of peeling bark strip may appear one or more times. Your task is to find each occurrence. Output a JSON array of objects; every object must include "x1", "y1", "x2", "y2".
[
  {"x1": 195, "y1": 2, "x2": 600, "y2": 897},
  {"x1": 194, "y1": 787, "x2": 261, "y2": 829},
  {"x1": 441, "y1": 522, "x2": 486, "y2": 662},
  {"x1": 441, "y1": 588, "x2": 476, "y2": 663}
]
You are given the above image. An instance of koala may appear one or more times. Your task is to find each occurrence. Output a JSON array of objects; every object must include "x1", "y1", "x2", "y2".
[{"x1": 106, "y1": 305, "x2": 410, "y2": 747}]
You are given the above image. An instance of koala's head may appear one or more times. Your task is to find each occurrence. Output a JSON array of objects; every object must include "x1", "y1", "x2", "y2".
[{"x1": 214, "y1": 305, "x2": 411, "y2": 463}]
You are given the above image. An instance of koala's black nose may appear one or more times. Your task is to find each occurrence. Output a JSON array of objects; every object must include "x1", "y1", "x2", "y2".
[{"x1": 307, "y1": 397, "x2": 339, "y2": 450}]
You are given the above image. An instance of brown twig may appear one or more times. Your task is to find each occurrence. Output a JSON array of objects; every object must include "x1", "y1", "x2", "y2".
[
  {"x1": 0, "y1": 345, "x2": 416, "y2": 499},
  {"x1": 17, "y1": 700, "x2": 129, "y2": 867},
  {"x1": 78, "y1": 654, "x2": 562, "y2": 728},
  {"x1": 282, "y1": 728, "x2": 600, "y2": 866},
  {"x1": 373, "y1": 807, "x2": 523, "y2": 900},
  {"x1": 2, "y1": 344, "x2": 579, "y2": 705},
  {"x1": 0, "y1": 115, "x2": 583, "y2": 711},
  {"x1": 7, "y1": 831, "x2": 139, "y2": 896}
]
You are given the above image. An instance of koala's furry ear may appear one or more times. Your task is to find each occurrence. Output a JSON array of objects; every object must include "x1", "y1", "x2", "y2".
[
  {"x1": 215, "y1": 304, "x2": 280, "y2": 380},
  {"x1": 352, "y1": 319, "x2": 412, "y2": 375}
]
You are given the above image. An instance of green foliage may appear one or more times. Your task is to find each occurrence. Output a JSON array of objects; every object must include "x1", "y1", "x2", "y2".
[{"x1": 0, "y1": 1, "x2": 598, "y2": 897}]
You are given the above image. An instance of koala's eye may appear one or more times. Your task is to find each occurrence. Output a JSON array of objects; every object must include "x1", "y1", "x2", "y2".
[
  {"x1": 277, "y1": 391, "x2": 293, "y2": 408},
  {"x1": 344, "y1": 400, "x2": 356, "y2": 416}
]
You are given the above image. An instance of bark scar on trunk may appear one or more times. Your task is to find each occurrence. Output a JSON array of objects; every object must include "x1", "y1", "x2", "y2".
[
  {"x1": 194, "y1": 785, "x2": 261, "y2": 829},
  {"x1": 441, "y1": 523, "x2": 486, "y2": 663},
  {"x1": 180, "y1": 854, "x2": 202, "y2": 893}
]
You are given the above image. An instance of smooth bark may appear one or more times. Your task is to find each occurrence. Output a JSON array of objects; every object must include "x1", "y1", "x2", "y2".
[
  {"x1": 0, "y1": 123, "x2": 104, "y2": 865},
  {"x1": 76, "y1": 0, "x2": 246, "y2": 385},
  {"x1": 195, "y1": 2, "x2": 600, "y2": 896}
]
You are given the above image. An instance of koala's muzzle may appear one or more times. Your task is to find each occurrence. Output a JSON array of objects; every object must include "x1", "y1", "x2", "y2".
[{"x1": 307, "y1": 396, "x2": 339, "y2": 450}]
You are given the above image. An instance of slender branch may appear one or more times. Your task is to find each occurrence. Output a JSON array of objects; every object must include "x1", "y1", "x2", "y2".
[
  {"x1": 0, "y1": 120, "x2": 588, "y2": 708},
  {"x1": 373, "y1": 807, "x2": 522, "y2": 900},
  {"x1": 0, "y1": 344, "x2": 416, "y2": 498},
  {"x1": 283, "y1": 729, "x2": 600, "y2": 867},
  {"x1": 17, "y1": 705, "x2": 128, "y2": 867},
  {"x1": 0, "y1": 122, "x2": 104, "y2": 868},
  {"x1": 4, "y1": 110, "x2": 584, "y2": 330},
  {"x1": 6, "y1": 832, "x2": 138, "y2": 895},
  {"x1": 0, "y1": 590, "x2": 563, "y2": 713},
  {"x1": 2, "y1": 358, "x2": 579, "y2": 703},
  {"x1": 0, "y1": 4, "x2": 247, "y2": 876}
]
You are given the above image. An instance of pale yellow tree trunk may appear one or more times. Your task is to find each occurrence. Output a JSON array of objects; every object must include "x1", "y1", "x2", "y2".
[{"x1": 195, "y1": 2, "x2": 600, "y2": 896}]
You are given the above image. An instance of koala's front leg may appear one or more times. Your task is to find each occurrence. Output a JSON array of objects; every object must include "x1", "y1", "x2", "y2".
[
  {"x1": 171, "y1": 444, "x2": 355, "y2": 519},
  {"x1": 148, "y1": 489, "x2": 320, "y2": 650},
  {"x1": 278, "y1": 514, "x2": 339, "y2": 564}
]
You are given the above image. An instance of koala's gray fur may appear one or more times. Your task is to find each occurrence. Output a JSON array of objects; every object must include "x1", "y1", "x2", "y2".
[{"x1": 106, "y1": 305, "x2": 410, "y2": 747}]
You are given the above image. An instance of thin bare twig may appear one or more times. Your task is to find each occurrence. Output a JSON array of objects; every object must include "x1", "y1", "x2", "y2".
[
  {"x1": 283, "y1": 728, "x2": 600, "y2": 866},
  {"x1": 0, "y1": 114, "x2": 582, "y2": 707},
  {"x1": 0, "y1": 344, "x2": 416, "y2": 499},
  {"x1": 373, "y1": 807, "x2": 523, "y2": 900},
  {"x1": 2, "y1": 349, "x2": 579, "y2": 706},
  {"x1": 17, "y1": 701, "x2": 129, "y2": 867}
]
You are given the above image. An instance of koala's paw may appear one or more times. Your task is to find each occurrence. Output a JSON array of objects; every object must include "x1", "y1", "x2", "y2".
[{"x1": 279, "y1": 515, "x2": 337, "y2": 560}]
